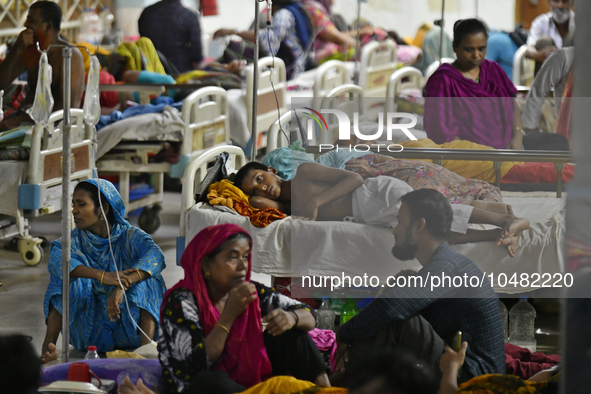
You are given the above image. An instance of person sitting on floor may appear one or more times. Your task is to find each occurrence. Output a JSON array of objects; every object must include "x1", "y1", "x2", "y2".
[
  {"x1": 233, "y1": 161, "x2": 530, "y2": 256},
  {"x1": 332, "y1": 189, "x2": 505, "y2": 387},
  {"x1": 0, "y1": 1, "x2": 85, "y2": 132},
  {"x1": 158, "y1": 224, "x2": 330, "y2": 394},
  {"x1": 41, "y1": 179, "x2": 166, "y2": 363},
  {"x1": 424, "y1": 18, "x2": 569, "y2": 151}
]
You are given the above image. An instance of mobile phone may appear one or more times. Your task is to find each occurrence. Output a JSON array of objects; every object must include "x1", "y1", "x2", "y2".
[{"x1": 452, "y1": 331, "x2": 462, "y2": 352}]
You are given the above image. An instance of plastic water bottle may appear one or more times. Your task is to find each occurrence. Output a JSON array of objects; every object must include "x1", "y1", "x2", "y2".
[
  {"x1": 317, "y1": 297, "x2": 336, "y2": 331},
  {"x1": 98, "y1": 7, "x2": 114, "y2": 40},
  {"x1": 79, "y1": 9, "x2": 100, "y2": 45},
  {"x1": 499, "y1": 299, "x2": 508, "y2": 342},
  {"x1": 84, "y1": 345, "x2": 100, "y2": 360},
  {"x1": 340, "y1": 298, "x2": 359, "y2": 325},
  {"x1": 508, "y1": 297, "x2": 537, "y2": 352}
]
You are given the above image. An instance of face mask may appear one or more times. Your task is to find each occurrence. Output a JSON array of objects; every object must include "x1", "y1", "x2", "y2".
[{"x1": 552, "y1": 8, "x2": 570, "y2": 24}]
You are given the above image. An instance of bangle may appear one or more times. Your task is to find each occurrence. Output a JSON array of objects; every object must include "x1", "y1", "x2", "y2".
[
  {"x1": 514, "y1": 126, "x2": 523, "y2": 134},
  {"x1": 216, "y1": 323, "x2": 230, "y2": 334},
  {"x1": 136, "y1": 269, "x2": 142, "y2": 281},
  {"x1": 290, "y1": 310, "x2": 299, "y2": 329},
  {"x1": 100, "y1": 271, "x2": 105, "y2": 286}
]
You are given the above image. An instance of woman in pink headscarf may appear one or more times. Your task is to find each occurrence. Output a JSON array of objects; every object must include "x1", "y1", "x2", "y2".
[{"x1": 157, "y1": 224, "x2": 330, "y2": 394}]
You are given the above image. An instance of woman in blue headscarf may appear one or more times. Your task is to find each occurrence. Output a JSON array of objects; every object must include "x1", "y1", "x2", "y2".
[{"x1": 40, "y1": 179, "x2": 166, "y2": 363}]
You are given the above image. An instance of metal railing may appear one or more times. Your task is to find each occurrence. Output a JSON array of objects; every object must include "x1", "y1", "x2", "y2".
[{"x1": 306, "y1": 146, "x2": 573, "y2": 198}]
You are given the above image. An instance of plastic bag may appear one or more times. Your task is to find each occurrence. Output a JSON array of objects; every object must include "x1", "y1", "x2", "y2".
[
  {"x1": 26, "y1": 52, "x2": 54, "y2": 125},
  {"x1": 83, "y1": 56, "x2": 101, "y2": 125}
]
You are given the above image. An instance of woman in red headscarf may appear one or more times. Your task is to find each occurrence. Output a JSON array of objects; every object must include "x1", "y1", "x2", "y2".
[{"x1": 157, "y1": 224, "x2": 330, "y2": 394}]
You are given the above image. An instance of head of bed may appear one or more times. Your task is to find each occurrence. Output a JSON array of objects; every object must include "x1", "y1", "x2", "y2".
[
  {"x1": 385, "y1": 67, "x2": 424, "y2": 114},
  {"x1": 22, "y1": 109, "x2": 95, "y2": 215},
  {"x1": 311, "y1": 60, "x2": 351, "y2": 111},
  {"x1": 358, "y1": 39, "x2": 398, "y2": 98},
  {"x1": 320, "y1": 84, "x2": 366, "y2": 144},
  {"x1": 267, "y1": 108, "x2": 319, "y2": 150},
  {"x1": 244, "y1": 57, "x2": 287, "y2": 151},
  {"x1": 180, "y1": 87, "x2": 230, "y2": 155}
]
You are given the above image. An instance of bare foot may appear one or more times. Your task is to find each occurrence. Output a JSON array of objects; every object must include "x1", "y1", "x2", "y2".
[
  {"x1": 41, "y1": 342, "x2": 59, "y2": 363},
  {"x1": 497, "y1": 233, "x2": 521, "y2": 258},
  {"x1": 500, "y1": 215, "x2": 530, "y2": 239}
]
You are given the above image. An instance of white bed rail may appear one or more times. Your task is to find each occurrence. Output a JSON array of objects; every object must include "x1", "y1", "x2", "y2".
[
  {"x1": 358, "y1": 40, "x2": 398, "y2": 97},
  {"x1": 312, "y1": 60, "x2": 351, "y2": 111},
  {"x1": 385, "y1": 67, "x2": 424, "y2": 114},
  {"x1": 513, "y1": 45, "x2": 535, "y2": 87},
  {"x1": 180, "y1": 87, "x2": 231, "y2": 156},
  {"x1": 425, "y1": 57, "x2": 455, "y2": 81},
  {"x1": 320, "y1": 84, "x2": 366, "y2": 144},
  {"x1": 179, "y1": 145, "x2": 247, "y2": 237},
  {"x1": 267, "y1": 108, "x2": 317, "y2": 151}
]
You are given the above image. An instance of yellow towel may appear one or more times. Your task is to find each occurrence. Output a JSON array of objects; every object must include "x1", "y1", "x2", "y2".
[
  {"x1": 116, "y1": 38, "x2": 166, "y2": 74},
  {"x1": 400, "y1": 138, "x2": 521, "y2": 183},
  {"x1": 207, "y1": 180, "x2": 286, "y2": 227}
]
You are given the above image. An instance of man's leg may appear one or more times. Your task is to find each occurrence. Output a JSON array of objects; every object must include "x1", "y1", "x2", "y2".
[
  {"x1": 264, "y1": 329, "x2": 330, "y2": 385},
  {"x1": 333, "y1": 314, "x2": 446, "y2": 387}
]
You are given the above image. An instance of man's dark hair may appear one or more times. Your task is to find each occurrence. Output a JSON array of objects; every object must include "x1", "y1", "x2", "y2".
[
  {"x1": 453, "y1": 18, "x2": 488, "y2": 46},
  {"x1": 348, "y1": 351, "x2": 439, "y2": 394},
  {"x1": 0, "y1": 335, "x2": 41, "y2": 394},
  {"x1": 74, "y1": 181, "x2": 116, "y2": 225},
  {"x1": 400, "y1": 189, "x2": 453, "y2": 240},
  {"x1": 233, "y1": 161, "x2": 271, "y2": 190},
  {"x1": 30, "y1": 1, "x2": 62, "y2": 32}
]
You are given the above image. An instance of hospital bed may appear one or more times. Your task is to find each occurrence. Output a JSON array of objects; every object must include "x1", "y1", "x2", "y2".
[
  {"x1": 96, "y1": 86, "x2": 230, "y2": 233},
  {"x1": 0, "y1": 109, "x2": 95, "y2": 265},
  {"x1": 177, "y1": 143, "x2": 565, "y2": 294},
  {"x1": 357, "y1": 39, "x2": 398, "y2": 97}
]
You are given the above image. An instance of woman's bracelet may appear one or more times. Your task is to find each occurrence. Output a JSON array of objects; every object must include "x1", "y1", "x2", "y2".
[
  {"x1": 216, "y1": 323, "x2": 230, "y2": 334},
  {"x1": 290, "y1": 310, "x2": 299, "y2": 329},
  {"x1": 100, "y1": 271, "x2": 106, "y2": 286},
  {"x1": 136, "y1": 269, "x2": 142, "y2": 282}
]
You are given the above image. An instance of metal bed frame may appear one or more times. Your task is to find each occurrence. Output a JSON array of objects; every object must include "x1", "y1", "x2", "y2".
[{"x1": 306, "y1": 146, "x2": 572, "y2": 198}]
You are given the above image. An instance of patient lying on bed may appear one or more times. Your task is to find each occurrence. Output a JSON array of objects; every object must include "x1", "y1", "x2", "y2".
[{"x1": 234, "y1": 161, "x2": 530, "y2": 256}]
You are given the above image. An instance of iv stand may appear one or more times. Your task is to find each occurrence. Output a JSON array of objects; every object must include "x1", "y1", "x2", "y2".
[
  {"x1": 36, "y1": 41, "x2": 94, "y2": 363},
  {"x1": 250, "y1": 0, "x2": 260, "y2": 160}
]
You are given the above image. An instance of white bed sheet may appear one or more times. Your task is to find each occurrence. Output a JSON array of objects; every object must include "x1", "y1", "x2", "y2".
[
  {"x1": 97, "y1": 107, "x2": 185, "y2": 159},
  {"x1": 185, "y1": 197, "x2": 564, "y2": 294}
]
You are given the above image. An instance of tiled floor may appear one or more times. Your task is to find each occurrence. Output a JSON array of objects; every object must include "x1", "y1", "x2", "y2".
[{"x1": 0, "y1": 190, "x2": 561, "y2": 366}]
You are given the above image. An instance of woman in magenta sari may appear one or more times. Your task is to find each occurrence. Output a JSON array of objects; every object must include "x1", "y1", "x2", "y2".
[
  {"x1": 424, "y1": 19, "x2": 523, "y2": 150},
  {"x1": 157, "y1": 224, "x2": 330, "y2": 394}
]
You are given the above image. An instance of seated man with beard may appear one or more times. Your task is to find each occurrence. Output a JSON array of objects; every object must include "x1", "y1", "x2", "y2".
[{"x1": 332, "y1": 189, "x2": 505, "y2": 387}]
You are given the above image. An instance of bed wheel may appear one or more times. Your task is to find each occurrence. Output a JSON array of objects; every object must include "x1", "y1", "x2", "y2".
[
  {"x1": 139, "y1": 205, "x2": 162, "y2": 234},
  {"x1": 18, "y1": 238, "x2": 44, "y2": 266}
]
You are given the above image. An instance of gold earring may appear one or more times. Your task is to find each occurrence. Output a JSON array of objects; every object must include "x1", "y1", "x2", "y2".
[{"x1": 204, "y1": 272, "x2": 211, "y2": 280}]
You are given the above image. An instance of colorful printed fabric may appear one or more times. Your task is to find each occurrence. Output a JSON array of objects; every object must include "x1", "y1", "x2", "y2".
[
  {"x1": 302, "y1": 0, "x2": 354, "y2": 64},
  {"x1": 43, "y1": 179, "x2": 166, "y2": 352},
  {"x1": 400, "y1": 138, "x2": 520, "y2": 183},
  {"x1": 259, "y1": 8, "x2": 309, "y2": 80},
  {"x1": 207, "y1": 179, "x2": 286, "y2": 227},
  {"x1": 457, "y1": 373, "x2": 550, "y2": 394},
  {"x1": 345, "y1": 154, "x2": 503, "y2": 204}
]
